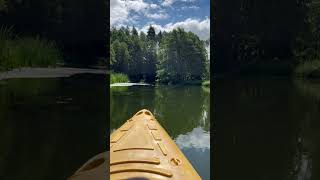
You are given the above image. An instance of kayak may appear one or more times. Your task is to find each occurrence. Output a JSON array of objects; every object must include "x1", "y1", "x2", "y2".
[
  {"x1": 110, "y1": 109, "x2": 201, "y2": 180},
  {"x1": 68, "y1": 152, "x2": 108, "y2": 180}
]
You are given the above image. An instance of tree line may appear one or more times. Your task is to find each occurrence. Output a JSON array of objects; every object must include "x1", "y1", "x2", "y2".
[
  {"x1": 0, "y1": 0, "x2": 108, "y2": 65},
  {"x1": 213, "y1": 0, "x2": 320, "y2": 76},
  {"x1": 110, "y1": 26, "x2": 209, "y2": 84}
]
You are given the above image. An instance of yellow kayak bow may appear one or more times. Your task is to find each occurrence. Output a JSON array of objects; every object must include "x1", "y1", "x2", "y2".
[{"x1": 110, "y1": 109, "x2": 201, "y2": 180}]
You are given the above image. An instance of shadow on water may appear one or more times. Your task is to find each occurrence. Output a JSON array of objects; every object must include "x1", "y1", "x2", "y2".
[
  {"x1": 214, "y1": 78, "x2": 320, "y2": 180},
  {"x1": 0, "y1": 74, "x2": 107, "y2": 180},
  {"x1": 110, "y1": 85, "x2": 210, "y2": 180}
]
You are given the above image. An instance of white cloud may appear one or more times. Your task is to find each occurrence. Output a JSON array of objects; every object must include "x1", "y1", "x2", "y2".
[
  {"x1": 110, "y1": 0, "x2": 129, "y2": 26},
  {"x1": 145, "y1": 13, "x2": 168, "y2": 19},
  {"x1": 162, "y1": 0, "x2": 196, "y2": 7},
  {"x1": 138, "y1": 17, "x2": 210, "y2": 40},
  {"x1": 111, "y1": 0, "x2": 166, "y2": 26},
  {"x1": 181, "y1": 5, "x2": 199, "y2": 10},
  {"x1": 126, "y1": 0, "x2": 149, "y2": 12},
  {"x1": 175, "y1": 127, "x2": 210, "y2": 151},
  {"x1": 162, "y1": 0, "x2": 174, "y2": 6},
  {"x1": 150, "y1": 3, "x2": 160, "y2": 9}
]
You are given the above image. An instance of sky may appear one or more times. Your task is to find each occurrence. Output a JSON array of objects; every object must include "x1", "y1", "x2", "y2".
[{"x1": 110, "y1": 0, "x2": 210, "y2": 40}]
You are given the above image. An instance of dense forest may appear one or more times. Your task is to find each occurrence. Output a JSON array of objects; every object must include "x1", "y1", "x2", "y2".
[
  {"x1": 110, "y1": 26, "x2": 209, "y2": 84},
  {"x1": 0, "y1": 0, "x2": 108, "y2": 66},
  {"x1": 213, "y1": 0, "x2": 320, "y2": 77}
]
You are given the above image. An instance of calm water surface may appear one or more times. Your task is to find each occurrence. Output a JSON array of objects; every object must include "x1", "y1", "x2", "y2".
[
  {"x1": 214, "y1": 78, "x2": 320, "y2": 180},
  {"x1": 110, "y1": 85, "x2": 210, "y2": 180},
  {"x1": 0, "y1": 74, "x2": 107, "y2": 180}
]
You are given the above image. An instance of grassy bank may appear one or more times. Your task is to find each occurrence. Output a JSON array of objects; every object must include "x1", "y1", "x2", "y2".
[
  {"x1": 0, "y1": 26, "x2": 62, "y2": 71},
  {"x1": 202, "y1": 80, "x2": 210, "y2": 87},
  {"x1": 110, "y1": 73, "x2": 129, "y2": 84},
  {"x1": 160, "y1": 80, "x2": 208, "y2": 85},
  {"x1": 294, "y1": 60, "x2": 320, "y2": 78},
  {"x1": 109, "y1": 73, "x2": 209, "y2": 85}
]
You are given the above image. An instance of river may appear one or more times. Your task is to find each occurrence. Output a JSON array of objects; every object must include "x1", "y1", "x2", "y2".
[
  {"x1": 110, "y1": 85, "x2": 211, "y2": 180},
  {"x1": 0, "y1": 74, "x2": 107, "y2": 180},
  {"x1": 214, "y1": 78, "x2": 320, "y2": 180},
  {"x1": 3, "y1": 75, "x2": 316, "y2": 179}
]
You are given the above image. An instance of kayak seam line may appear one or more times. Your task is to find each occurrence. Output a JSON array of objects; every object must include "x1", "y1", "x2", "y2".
[
  {"x1": 110, "y1": 159, "x2": 160, "y2": 166},
  {"x1": 113, "y1": 147, "x2": 154, "y2": 152},
  {"x1": 110, "y1": 167, "x2": 173, "y2": 177}
]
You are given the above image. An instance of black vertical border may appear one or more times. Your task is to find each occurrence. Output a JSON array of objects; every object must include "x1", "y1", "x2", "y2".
[
  {"x1": 106, "y1": 0, "x2": 110, "y2": 152},
  {"x1": 210, "y1": 0, "x2": 216, "y2": 179}
]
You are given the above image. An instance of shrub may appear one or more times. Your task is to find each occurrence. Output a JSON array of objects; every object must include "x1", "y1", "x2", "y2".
[{"x1": 111, "y1": 73, "x2": 129, "y2": 84}]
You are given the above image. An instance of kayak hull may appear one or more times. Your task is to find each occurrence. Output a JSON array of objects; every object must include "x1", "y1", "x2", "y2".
[{"x1": 110, "y1": 109, "x2": 201, "y2": 180}]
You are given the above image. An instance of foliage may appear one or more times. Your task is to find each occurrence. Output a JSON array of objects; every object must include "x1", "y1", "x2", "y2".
[
  {"x1": 213, "y1": 0, "x2": 309, "y2": 74},
  {"x1": 111, "y1": 40, "x2": 130, "y2": 73},
  {"x1": 294, "y1": 60, "x2": 320, "y2": 78},
  {"x1": 0, "y1": 0, "x2": 7, "y2": 12},
  {"x1": 202, "y1": 81, "x2": 210, "y2": 87},
  {"x1": 110, "y1": 73, "x2": 129, "y2": 84},
  {"x1": 110, "y1": 26, "x2": 209, "y2": 84},
  {"x1": 294, "y1": 0, "x2": 320, "y2": 63},
  {"x1": 110, "y1": 26, "x2": 159, "y2": 83},
  {"x1": 0, "y1": 0, "x2": 108, "y2": 64},
  {"x1": 157, "y1": 28, "x2": 208, "y2": 83},
  {"x1": 0, "y1": 26, "x2": 61, "y2": 71}
]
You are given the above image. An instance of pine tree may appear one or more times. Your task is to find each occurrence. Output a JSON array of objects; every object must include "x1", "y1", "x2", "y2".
[
  {"x1": 132, "y1": 26, "x2": 138, "y2": 36},
  {"x1": 147, "y1": 25, "x2": 156, "y2": 41}
]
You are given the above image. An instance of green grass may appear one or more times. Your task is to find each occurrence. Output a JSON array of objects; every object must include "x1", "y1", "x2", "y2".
[
  {"x1": 110, "y1": 73, "x2": 129, "y2": 84},
  {"x1": 202, "y1": 80, "x2": 210, "y2": 87},
  {"x1": 0, "y1": 26, "x2": 62, "y2": 71},
  {"x1": 294, "y1": 60, "x2": 320, "y2": 78}
]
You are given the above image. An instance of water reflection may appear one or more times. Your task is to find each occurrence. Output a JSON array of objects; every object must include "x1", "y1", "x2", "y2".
[
  {"x1": 0, "y1": 75, "x2": 107, "y2": 180},
  {"x1": 110, "y1": 85, "x2": 210, "y2": 180},
  {"x1": 293, "y1": 79, "x2": 320, "y2": 180},
  {"x1": 214, "y1": 78, "x2": 320, "y2": 180},
  {"x1": 175, "y1": 127, "x2": 210, "y2": 151}
]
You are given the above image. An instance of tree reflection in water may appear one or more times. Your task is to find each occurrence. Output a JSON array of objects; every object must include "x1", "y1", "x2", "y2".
[
  {"x1": 214, "y1": 78, "x2": 320, "y2": 180},
  {"x1": 110, "y1": 85, "x2": 210, "y2": 180}
]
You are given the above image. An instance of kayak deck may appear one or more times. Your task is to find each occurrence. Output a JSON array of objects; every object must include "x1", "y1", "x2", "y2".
[{"x1": 110, "y1": 109, "x2": 201, "y2": 180}]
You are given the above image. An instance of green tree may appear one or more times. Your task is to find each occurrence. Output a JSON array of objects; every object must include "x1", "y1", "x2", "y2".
[
  {"x1": 294, "y1": 0, "x2": 320, "y2": 63},
  {"x1": 157, "y1": 31, "x2": 163, "y2": 43},
  {"x1": 128, "y1": 33, "x2": 143, "y2": 82},
  {"x1": 112, "y1": 40, "x2": 130, "y2": 73},
  {"x1": 147, "y1": 25, "x2": 156, "y2": 41},
  {"x1": 110, "y1": 44, "x2": 115, "y2": 67},
  {"x1": 0, "y1": 0, "x2": 7, "y2": 12},
  {"x1": 132, "y1": 26, "x2": 138, "y2": 36},
  {"x1": 144, "y1": 39, "x2": 157, "y2": 82},
  {"x1": 110, "y1": 26, "x2": 207, "y2": 83},
  {"x1": 157, "y1": 28, "x2": 207, "y2": 83},
  {"x1": 213, "y1": 0, "x2": 306, "y2": 73}
]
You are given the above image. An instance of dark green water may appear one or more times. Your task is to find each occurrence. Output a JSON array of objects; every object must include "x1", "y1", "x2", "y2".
[
  {"x1": 214, "y1": 78, "x2": 320, "y2": 180},
  {"x1": 110, "y1": 85, "x2": 210, "y2": 180},
  {"x1": 0, "y1": 74, "x2": 107, "y2": 180}
]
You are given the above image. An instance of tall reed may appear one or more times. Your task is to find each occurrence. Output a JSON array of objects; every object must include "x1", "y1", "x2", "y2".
[{"x1": 0, "y1": 26, "x2": 62, "y2": 71}]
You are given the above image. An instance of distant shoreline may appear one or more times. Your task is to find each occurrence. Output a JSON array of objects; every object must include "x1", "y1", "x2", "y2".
[
  {"x1": 0, "y1": 67, "x2": 107, "y2": 80},
  {"x1": 110, "y1": 83, "x2": 151, "y2": 87}
]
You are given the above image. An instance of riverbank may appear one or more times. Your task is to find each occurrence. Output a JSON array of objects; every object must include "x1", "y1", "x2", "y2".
[
  {"x1": 215, "y1": 60, "x2": 320, "y2": 79},
  {"x1": 0, "y1": 67, "x2": 107, "y2": 80},
  {"x1": 110, "y1": 82, "x2": 150, "y2": 87},
  {"x1": 110, "y1": 72, "x2": 209, "y2": 86}
]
